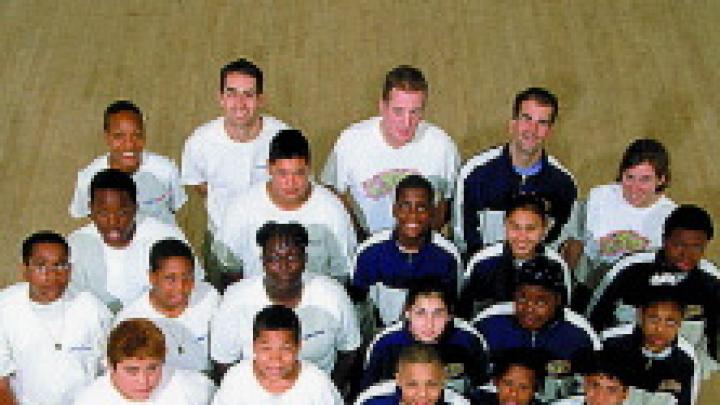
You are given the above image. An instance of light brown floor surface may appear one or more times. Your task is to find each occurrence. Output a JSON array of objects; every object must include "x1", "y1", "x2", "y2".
[{"x1": 1, "y1": 0, "x2": 719, "y2": 401}]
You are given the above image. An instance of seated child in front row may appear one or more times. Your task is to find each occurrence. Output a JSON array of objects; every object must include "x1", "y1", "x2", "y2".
[
  {"x1": 355, "y1": 344, "x2": 470, "y2": 405},
  {"x1": 469, "y1": 347, "x2": 546, "y2": 405},
  {"x1": 601, "y1": 285, "x2": 698, "y2": 405},
  {"x1": 74, "y1": 318, "x2": 215, "y2": 404}
]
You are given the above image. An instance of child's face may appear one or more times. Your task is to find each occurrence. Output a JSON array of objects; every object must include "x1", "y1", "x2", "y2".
[
  {"x1": 149, "y1": 256, "x2": 194, "y2": 313},
  {"x1": 640, "y1": 301, "x2": 683, "y2": 353},
  {"x1": 664, "y1": 229, "x2": 708, "y2": 272},
  {"x1": 496, "y1": 365, "x2": 536, "y2": 405},
  {"x1": 110, "y1": 357, "x2": 163, "y2": 401},
  {"x1": 584, "y1": 374, "x2": 628, "y2": 405},
  {"x1": 505, "y1": 208, "x2": 545, "y2": 260},
  {"x1": 396, "y1": 361, "x2": 444, "y2": 405},
  {"x1": 514, "y1": 284, "x2": 560, "y2": 331},
  {"x1": 252, "y1": 329, "x2": 300, "y2": 381},
  {"x1": 262, "y1": 236, "x2": 305, "y2": 294},
  {"x1": 267, "y1": 158, "x2": 311, "y2": 209},
  {"x1": 23, "y1": 242, "x2": 70, "y2": 304},
  {"x1": 393, "y1": 187, "x2": 433, "y2": 243},
  {"x1": 90, "y1": 188, "x2": 137, "y2": 248},
  {"x1": 406, "y1": 294, "x2": 450, "y2": 343},
  {"x1": 105, "y1": 111, "x2": 145, "y2": 173}
]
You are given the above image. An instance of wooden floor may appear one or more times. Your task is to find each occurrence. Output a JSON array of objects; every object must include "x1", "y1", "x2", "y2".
[{"x1": 1, "y1": 0, "x2": 719, "y2": 400}]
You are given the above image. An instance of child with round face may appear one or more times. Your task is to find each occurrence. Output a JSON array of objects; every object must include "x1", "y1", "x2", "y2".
[
  {"x1": 395, "y1": 345, "x2": 446, "y2": 405},
  {"x1": 404, "y1": 285, "x2": 452, "y2": 344},
  {"x1": 251, "y1": 305, "x2": 302, "y2": 393},
  {"x1": 107, "y1": 319, "x2": 166, "y2": 401},
  {"x1": 22, "y1": 232, "x2": 72, "y2": 305},
  {"x1": 257, "y1": 222, "x2": 308, "y2": 307},
  {"x1": 105, "y1": 102, "x2": 146, "y2": 174},
  {"x1": 89, "y1": 169, "x2": 138, "y2": 249},
  {"x1": 148, "y1": 239, "x2": 195, "y2": 317},
  {"x1": 489, "y1": 349, "x2": 544, "y2": 405},
  {"x1": 504, "y1": 195, "x2": 548, "y2": 261},
  {"x1": 512, "y1": 263, "x2": 564, "y2": 332},
  {"x1": 393, "y1": 175, "x2": 434, "y2": 252}
]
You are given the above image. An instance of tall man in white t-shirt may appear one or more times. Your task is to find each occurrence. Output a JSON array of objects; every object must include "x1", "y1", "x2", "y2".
[
  {"x1": 321, "y1": 65, "x2": 461, "y2": 239},
  {"x1": 219, "y1": 129, "x2": 356, "y2": 284},
  {"x1": 0, "y1": 231, "x2": 112, "y2": 404},
  {"x1": 69, "y1": 100, "x2": 187, "y2": 225},
  {"x1": 181, "y1": 58, "x2": 290, "y2": 290}
]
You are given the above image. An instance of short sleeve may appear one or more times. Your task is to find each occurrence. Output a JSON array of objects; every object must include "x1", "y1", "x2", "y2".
[
  {"x1": 320, "y1": 139, "x2": 346, "y2": 192},
  {"x1": 336, "y1": 286, "x2": 362, "y2": 352},
  {"x1": 180, "y1": 134, "x2": 206, "y2": 186},
  {"x1": 69, "y1": 172, "x2": 90, "y2": 218}
]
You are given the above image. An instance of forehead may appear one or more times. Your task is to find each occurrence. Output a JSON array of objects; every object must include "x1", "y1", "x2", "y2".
[
  {"x1": 269, "y1": 157, "x2": 309, "y2": 169},
  {"x1": 397, "y1": 187, "x2": 431, "y2": 202},
  {"x1": 410, "y1": 293, "x2": 447, "y2": 309},
  {"x1": 115, "y1": 357, "x2": 162, "y2": 369},
  {"x1": 643, "y1": 300, "x2": 683, "y2": 316},
  {"x1": 156, "y1": 256, "x2": 193, "y2": 272},
  {"x1": 255, "y1": 328, "x2": 297, "y2": 343},
  {"x1": 586, "y1": 373, "x2": 624, "y2": 388},
  {"x1": 264, "y1": 235, "x2": 303, "y2": 251},
  {"x1": 666, "y1": 228, "x2": 709, "y2": 242},
  {"x1": 29, "y1": 242, "x2": 67, "y2": 259},
  {"x1": 501, "y1": 364, "x2": 536, "y2": 382},
  {"x1": 516, "y1": 284, "x2": 555, "y2": 297},
  {"x1": 223, "y1": 72, "x2": 258, "y2": 90},
  {"x1": 517, "y1": 99, "x2": 554, "y2": 118},
  {"x1": 623, "y1": 161, "x2": 658, "y2": 175},
  {"x1": 92, "y1": 188, "x2": 134, "y2": 206},
  {"x1": 398, "y1": 361, "x2": 443, "y2": 378},
  {"x1": 384, "y1": 88, "x2": 426, "y2": 107},
  {"x1": 107, "y1": 110, "x2": 143, "y2": 130}
]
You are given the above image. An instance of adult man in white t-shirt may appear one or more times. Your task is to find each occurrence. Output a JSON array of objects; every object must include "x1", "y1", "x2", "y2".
[
  {"x1": 115, "y1": 238, "x2": 219, "y2": 373},
  {"x1": 219, "y1": 129, "x2": 356, "y2": 283},
  {"x1": 321, "y1": 65, "x2": 460, "y2": 239},
  {"x1": 69, "y1": 169, "x2": 203, "y2": 313},
  {"x1": 0, "y1": 231, "x2": 112, "y2": 405},
  {"x1": 69, "y1": 100, "x2": 186, "y2": 225},
  {"x1": 181, "y1": 58, "x2": 290, "y2": 290}
]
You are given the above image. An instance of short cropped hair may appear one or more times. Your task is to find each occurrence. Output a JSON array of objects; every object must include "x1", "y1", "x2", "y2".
[
  {"x1": 108, "y1": 319, "x2": 166, "y2": 368},
  {"x1": 220, "y1": 58, "x2": 263, "y2": 94},
  {"x1": 505, "y1": 193, "x2": 549, "y2": 224},
  {"x1": 663, "y1": 204, "x2": 714, "y2": 241},
  {"x1": 89, "y1": 169, "x2": 137, "y2": 205},
  {"x1": 405, "y1": 277, "x2": 455, "y2": 315},
  {"x1": 21, "y1": 231, "x2": 70, "y2": 265},
  {"x1": 103, "y1": 100, "x2": 143, "y2": 131},
  {"x1": 615, "y1": 138, "x2": 671, "y2": 191},
  {"x1": 513, "y1": 87, "x2": 559, "y2": 125},
  {"x1": 397, "y1": 344, "x2": 443, "y2": 368},
  {"x1": 573, "y1": 348, "x2": 631, "y2": 386},
  {"x1": 268, "y1": 129, "x2": 310, "y2": 163},
  {"x1": 491, "y1": 348, "x2": 546, "y2": 388},
  {"x1": 382, "y1": 65, "x2": 428, "y2": 101},
  {"x1": 395, "y1": 174, "x2": 434, "y2": 202},
  {"x1": 256, "y1": 221, "x2": 309, "y2": 249},
  {"x1": 253, "y1": 304, "x2": 301, "y2": 343},
  {"x1": 149, "y1": 239, "x2": 194, "y2": 273}
]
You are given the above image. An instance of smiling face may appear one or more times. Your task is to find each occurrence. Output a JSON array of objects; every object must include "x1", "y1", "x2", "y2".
[
  {"x1": 397, "y1": 361, "x2": 445, "y2": 405},
  {"x1": 514, "y1": 284, "x2": 560, "y2": 331},
  {"x1": 640, "y1": 301, "x2": 683, "y2": 353},
  {"x1": 584, "y1": 374, "x2": 628, "y2": 405},
  {"x1": 90, "y1": 188, "x2": 137, "y2": 248},
  {"x1": 406, "y1": 294, "x2": 450, "y2": 343},
  {"x1": 621, "y1": 161, "x2": 665, "y2": 208},
  {"x1": 105, "y1": 110, "x2": 145, "y2": 174},
  {"x1": 509, "y1": 99, "x2": 554, "y2": 161},
  {"x1": 252, "y1": 329, "x2": 300, "y2": 382},
  {"x1": 219, "y1": 72, "x2": 264, "y2": 131},
  {"x1": 262, "y1": 236, "x2": 305, "y2": 296},
  {"x1": 505, "y1": 208, "x2": 546, "y2": 260},
  {"x1": 379, "y1": 88, "x2": 426, "y2": 148},
  {"x1": 149, "y1": 256, "x2": 194, "y2": 315},
  {"x1": 394, "y1": 187, "x2": 433, "y2": 248},
  {"x1": 23, "y1": 242, "x2": 71, "y2": 304},
  {"x1": 110, "y1": 357, "x2": 163, "y2": 401},
  {"x1": 496, "y1": 364, "x2": 536, "y2": 405}
]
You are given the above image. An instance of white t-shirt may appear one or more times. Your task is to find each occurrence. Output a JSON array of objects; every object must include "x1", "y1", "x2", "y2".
[
  {"x1": 114, "y1": 281, "x2": 220, "y2": 372},
  {"x1": 180, "y1": 115, "x2": 290, "y2": 231},
  {"x1": 212, "y1": 360, "x2": 342, "y2": 405},
  {"x1": 69, "y1": 151, "x2": 186, "y2": 225},
  {"x1": 210, "y1": 274, "x2": 361, "y2": 373},
  {"x1": 0, "y1": 283, "x2": 112, "y2": 405},
  {"x1": 321, "y1": 116, "x2": 460, "y2": 233},
  {"x1": 585, "y1": 184, "x2": 676, "y2": 264},
  {"x1": 73, "y1": 367, "x2": 215, "y2": 405},
  {"x1": 219, "y1": 182, "x2": 356, "y2": 281},
  {"x1": 68, "y1": 216, "x2": 204, "y2": 312}
]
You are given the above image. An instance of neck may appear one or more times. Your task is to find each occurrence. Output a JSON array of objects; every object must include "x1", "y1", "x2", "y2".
[
  {"x1": 149, "y1": 290, "x2": 187, "y2": 318},
  {"x1": 397, "y1": 234, "x2": 426, "y2": 252},
  {"x1": 509, "y1": 143, "x2": 542, "y2": 169},
  {"x1": 225, "y1": 116, "x2": 262, "y2": 142},
  {"x1": 265, "y1": 284, "x2": 302, "y2": 308}
]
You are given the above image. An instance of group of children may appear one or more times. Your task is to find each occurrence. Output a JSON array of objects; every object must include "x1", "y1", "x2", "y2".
[{"x1": 0, "y1": 58, "x2": 717, "y2": 405}]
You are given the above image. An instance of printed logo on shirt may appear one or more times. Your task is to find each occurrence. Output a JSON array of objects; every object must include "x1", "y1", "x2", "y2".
[
  {"x1": 597, "y1": 230, "x2": 649, "y2": 260},
  {"x1": 69, "y1": 346, "x2": 93, "y2": 351},
  {"x1": 445, "y1": 363, "x2": 465, "y2": 378},
  {"x1": 546, "y1": 359, "x2": 571, "y2": 376},
  {"x1": 658, "y1": 379, "x2": 682, "y2": 394},
  {"x1": 361, "y1": 169, "x2": 419, "y2": 200},
  {"x1": 303, "y1": 330, "x2": 326, "y2": 341},
  {"x1": 141, "y1": 191, "x2": 170, "y2": 205},
  {"x1": 649, "y1": 273, "x2": 686, "y2": 287},
  {"x1": 685, "y1": 305, "x2": 704, "y2": 320}
]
